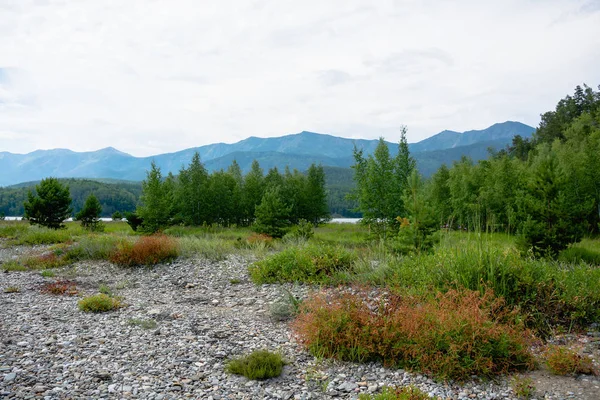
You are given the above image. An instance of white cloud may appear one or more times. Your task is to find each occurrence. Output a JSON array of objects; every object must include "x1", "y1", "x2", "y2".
[{"x1": 0, "y1": 0, "x2": 599, "y2": 156}]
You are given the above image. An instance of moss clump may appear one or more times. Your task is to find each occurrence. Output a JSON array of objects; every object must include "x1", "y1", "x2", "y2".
[
  {"x1": 78, "y1": 293, "x2": 121, "y2": 313},
  {"x1": 226, "y1": 350, "x2": 285, "y2": 380}
]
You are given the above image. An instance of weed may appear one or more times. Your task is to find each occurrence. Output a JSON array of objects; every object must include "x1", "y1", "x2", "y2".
[
  {"x1": 40, "y1": 280, "x2": 78, "y2": 296},
  {"x1": 229, "y1": 278, "x2": 242, "y2": 284},
  {"x1": 226, "y1": 350, "x2": 285, "y2": 380},
  {"x1": 40, "y1": 269, "x2": 55, "y2": 278},
  {"x1": 115, "y1": 280, "x2": 131, "y2": 290},
  {"x1": 545, "y1": 345, "x2": 597, "y2": 376},
  {"x1": 249, "y1": 243, "x2": 356, "y2": 284},
  {"x1": 98, "y1": 284, "x2": 113, "y2": 296},
  {"x1": 110, "y1": 235, "x2": 178, "y2": 266},
  {"x1": 78, "y1": 293, "x2": 121, "y2": 312},
  {"x1": 127, "y1": 318, "x2": 158, "y2": 330},
  {"x1": 358, "y1": 386, "x2": 430, "y2": 400},
  {"x1": 292, "y1": 288, "x2": 535, "y2": 380},
  {"x1": 270, "y1": 289, "x2": 303, "y2": 322},
  {"x1": 511, "y1": 376, "x2": 535, "y2": 399},
  {"x1": 3, "y1": 286, "x2": 20, "y2": 293}
]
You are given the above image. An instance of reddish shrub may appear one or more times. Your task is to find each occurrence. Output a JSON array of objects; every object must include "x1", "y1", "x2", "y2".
[
  {"x1": 110, "y1": 235, "x2": 178, "y2": 267},
  {"x1": 292, "y1": 288, "x2": 535, "y2": 380},
  {"x1": 40, "y1": 280, "x2": 78, "y2": 296}
]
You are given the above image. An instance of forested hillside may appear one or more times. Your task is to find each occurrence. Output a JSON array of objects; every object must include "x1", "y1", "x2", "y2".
[{"x1": 0, "y1": 179, "x2": 141, "y2": 217}]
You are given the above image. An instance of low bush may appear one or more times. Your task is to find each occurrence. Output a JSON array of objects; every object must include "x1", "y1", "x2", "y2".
[
  {"x1": 292, "y1": 288, "x2": 535, "y2": 381},
  {"x1": 21, "y1": 252, "x2": 71, "y2": 270},
  {"x1": 78, "y1": 293, "x2": 121, "y2": 312},
  {"x1": 358, "y1": 386, "x2": 430, "y2": 400},
  {"x1": 226, "y1": 350, "x2": 285, "y2": 380},
  {"x1": 249, "y1": 244, "x2": 356, "y2": 284},
  {"x1": 110, "y1": 235, "x2": 178, "y2": 266},
  {"x1": 545, "y1": 345, "x2": 597, "y2": 376}
]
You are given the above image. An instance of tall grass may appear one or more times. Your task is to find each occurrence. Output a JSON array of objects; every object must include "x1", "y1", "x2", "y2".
[{"x1": 349, "y1": 232, "x2": 600, "y2": 336}]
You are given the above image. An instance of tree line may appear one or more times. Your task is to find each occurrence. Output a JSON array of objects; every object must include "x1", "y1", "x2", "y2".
[
  {"x1": 351, "y1": 84, "x2": 600, "y2": 257},
  {"x1": 132, "y1": 155, "x2": 330, "y2": 236}
]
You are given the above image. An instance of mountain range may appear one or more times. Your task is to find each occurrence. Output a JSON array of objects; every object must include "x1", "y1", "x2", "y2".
[{"x1": 0, "y1": 121, "x2": 535, "y2": 187}]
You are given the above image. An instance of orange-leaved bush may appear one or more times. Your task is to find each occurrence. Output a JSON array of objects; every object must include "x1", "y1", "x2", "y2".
[
  {"x1": 110, "y1": 235, "x2": 178, "y2": 267},
  {"x1": 292, "y1": 288, "x2": 535, "y2": 380}
]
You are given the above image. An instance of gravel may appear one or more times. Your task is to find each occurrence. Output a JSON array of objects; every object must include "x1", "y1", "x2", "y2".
[{"x1": 1, "y1": 249, "x2": 598, "y2": 399}]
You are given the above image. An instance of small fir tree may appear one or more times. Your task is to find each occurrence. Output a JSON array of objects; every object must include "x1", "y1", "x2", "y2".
[
  {"x1": 253, "y1": 187, "x2": 292, "y2": 238},
  {"x1": 23, "y1": 177, "x2": 72, "y2": 229},
  {"x1": 76, "y1": 194, "x2": 104, "y2": 231}
]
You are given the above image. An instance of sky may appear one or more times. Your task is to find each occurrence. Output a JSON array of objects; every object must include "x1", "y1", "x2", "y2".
[{"x1": 1, "y1": 0, "x2": 599, "y2": 157}]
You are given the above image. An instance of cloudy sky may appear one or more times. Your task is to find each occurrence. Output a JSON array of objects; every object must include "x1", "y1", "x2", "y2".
[{"x1": 1, "y1": 0, "x2": 599, "y2": 156}]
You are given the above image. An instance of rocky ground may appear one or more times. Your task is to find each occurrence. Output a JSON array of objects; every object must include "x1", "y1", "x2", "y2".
[{"x1": 1, "y1": 243, "x2": 599, "y2": 400}]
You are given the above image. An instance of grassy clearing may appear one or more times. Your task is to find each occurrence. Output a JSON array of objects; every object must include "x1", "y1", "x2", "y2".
[{"x1": 293, "y1": 288, "x2": 535, "y2": 381}]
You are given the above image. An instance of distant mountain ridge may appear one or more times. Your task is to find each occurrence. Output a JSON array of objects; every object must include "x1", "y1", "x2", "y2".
[{"x1": 0, "y1": 121, "x2": 534, "y2": 186}]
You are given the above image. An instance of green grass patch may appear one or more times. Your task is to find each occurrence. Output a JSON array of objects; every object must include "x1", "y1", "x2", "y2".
[
  {"x1": 177, "y1": 236, "x2": 233, "y2": 261},
  {"x1": 249, "y1": 243, "x2": 357, "y2": 284},
  {"x1": 78, "y1": 293, "x2": 121, "y2": 312},
  {"x1": 12, "y1": 226, "x2": 73, "y2": 245},
  {"x1": 66, "y1": 235, "x2": 124, "y2": 261},
  {"x1": 226, "y1": 350, "x2": 285, "y2": 380},
  {"x1": 559, "y1": 238, "x2": 600, "y2": 265},
  {"x1": 2, "y1": 260, "x2": 27, "y2": 272}
]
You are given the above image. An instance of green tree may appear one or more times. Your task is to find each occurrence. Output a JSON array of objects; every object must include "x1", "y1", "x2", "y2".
[
  {"x1": 427, "y1": 164, "x2": 452, "y2": 225},
  {"x1": 76, "y1": 194, "x2": 104, "y2": 231},
  {"x1": 253, "y1": 187, "x2": 292, "y2": 238},
  {"x1": 176, "y1": 152, "x2": 210, "y2": 225},
  {"x1": 137, "y1": 161, "x2": 173, "y2": 233},
  {"x1": 517, "y1": 148, "x2": 591, "y2": 257},
  {"x1": 351, "y1": 132, "x2": 416, "y2": 238},
  {"x1": 23, "y1": 177, "x2": 73, "y2": 229},
  {"x1": 394, "y1": 170, "x2": 439, "y2": 254},
  {"x1": 242, "y1": 160, "x2": 265, "y2": 225},
  {"x1": 305, "y1": 164, "x2": 330, "y2": 225}
]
